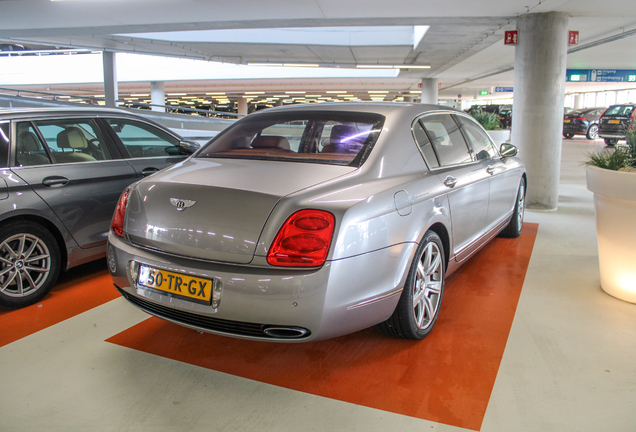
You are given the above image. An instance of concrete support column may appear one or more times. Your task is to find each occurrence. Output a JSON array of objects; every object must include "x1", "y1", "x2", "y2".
[
  {"x1": 276, "y1": 98, "x2": 283, "y2": 107},
  {"x1": 150, "y1": 81, "x2": 165, "y2": 112},
  {"x1": 511, "y1": 12, "x2": 569, "y2": 210},
  {"x1": 102, "y1": 51, "x2": 118, "y2": 108},
  {"x1": 420, "y1": 78, "x2": 438, "y2": 105},
  {"x1": 403, "y1": 95, "x2": 414, "y2": 103},
  {"x1": 237, "y1": 97, "x2": 248, "y2": 116},
  {"x1": 574, "y1": 93, "x2": 585, "y2": 109}
]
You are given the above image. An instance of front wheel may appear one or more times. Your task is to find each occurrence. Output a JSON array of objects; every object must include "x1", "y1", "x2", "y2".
[
  {"x1": 604, "y1": 138, "x2": 618, "y2": 146},
  {"x1": 499, "y1": 178, "x2": 525, "y2": 238},
  {"x1": 0, "y1": 222, "x2": 61, "y2": 309},
  {"x1": 586, "y1": 124, "x2": 599, "y2": 140},
  {"x1": 376, "y1": 230, "x2": 445, "y2": 340}
]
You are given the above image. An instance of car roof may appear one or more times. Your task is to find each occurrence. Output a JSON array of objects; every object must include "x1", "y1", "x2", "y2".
[
  {"x1": 248, "y1": 102, "x2": 462, "y2": 118},
  {"x1": 0, "y1": 106, "x2": 148, "y2": 121}
]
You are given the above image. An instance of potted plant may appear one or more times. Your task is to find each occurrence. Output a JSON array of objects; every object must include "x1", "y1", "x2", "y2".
[
  {"x1": 469, "y1": 107, "x2": 510, "y2": 145},
  {"x1": 585, "y1": 123, "x2": 636, "y2": 303}
]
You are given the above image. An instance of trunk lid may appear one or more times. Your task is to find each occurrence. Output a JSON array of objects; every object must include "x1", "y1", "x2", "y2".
[{"x1": 125, "y1": 158, "x2": 354, "y2": 264}]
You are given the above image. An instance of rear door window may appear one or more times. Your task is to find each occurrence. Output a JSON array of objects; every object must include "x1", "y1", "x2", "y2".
[
  {"x1": 14, "y1": 122, "x2": 53, "y2": 166},
  {"x1": 419, "y1": 114, "x2": 472, "y2": 167},
  {"x1": 31, "y1": 119, "x2": 112, "y2": 164}
]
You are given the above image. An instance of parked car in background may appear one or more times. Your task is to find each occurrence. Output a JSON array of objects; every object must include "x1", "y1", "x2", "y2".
[
  {"x1": 598, "y1": 104, "x2": 635, "y2": 145},
  {"x1": 108, "y1": 102, "x2": 526, "y2": 343},
  {"x1": 562, "y1": 107, "x2": 605, "y2": 140},
  {"x1": 0, "y1": 108, "x2": 200, "y2": 309},
  {"x1": 499, "y1": 105, "x2": 512, "y2": 129}
]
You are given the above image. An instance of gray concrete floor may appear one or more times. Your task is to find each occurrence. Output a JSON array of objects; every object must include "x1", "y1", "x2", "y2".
[{"x1": 1, "y1": 138, "x2": 635, "y2": 431}]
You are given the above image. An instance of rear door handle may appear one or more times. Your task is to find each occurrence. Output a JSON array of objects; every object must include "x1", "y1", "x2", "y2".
[
  {"x1": 42, "y1": 176, "x2": 70, "y2": 187},
  {"x1": 141, "y1": 167, "x2": 160, "y2": 177},
  {"x1": 486, "y1": 165, "x2": 495, "y2": 175},
  {"x1": 443, "y1": 176, "x2": 457, "y2": 188}
]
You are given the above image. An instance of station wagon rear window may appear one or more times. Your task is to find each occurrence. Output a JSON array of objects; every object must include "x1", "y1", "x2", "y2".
[
  {"x1": 603, "y1": 105, "x2": 634, "y2": 117},
  {"x1": 196, "y1": 111, "x2": 385, "y2": 167}
]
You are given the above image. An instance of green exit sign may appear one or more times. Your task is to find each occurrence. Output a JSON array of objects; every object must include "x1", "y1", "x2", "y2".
[
  {"x1": 479, "y1": 91, "x2": 489, "y2": 95},
  {"x1": 570, "y1": 74, "x2": 581, "y2": 82},
  {"x1": 628, "y1": 74, "x2": 636, "y2": 82}
]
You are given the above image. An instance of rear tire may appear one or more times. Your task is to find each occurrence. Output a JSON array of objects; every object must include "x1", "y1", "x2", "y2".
[
  {"x1": 604, "y1": 138, "x2": 618, "y2": 146},
  {"x1": 0, "y1": 222, "x2": 61, "y2": 309},
  {"x1": 499, "y1": 178, "x2": 525, "y2": 238},
  {"x1": 376, "y1": 230, "x2": 445, "y2": 340},
  {"x1": 564, "y1": 133, "x2": 574, "y2": 139},
  {"x1": 586, "y1": 124, "x2": 599, "y2": 140}
]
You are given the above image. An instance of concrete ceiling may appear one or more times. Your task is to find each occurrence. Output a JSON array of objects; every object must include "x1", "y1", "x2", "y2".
[{"x1": 1, "y1": 0, "x2": 635, "y2": 100}]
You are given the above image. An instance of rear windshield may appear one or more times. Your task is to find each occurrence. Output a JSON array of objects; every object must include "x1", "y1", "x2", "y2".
[
  {"x1": 603, "y1": 105, "x2": 634, "y2": 117},
  {"x1": 196, "y1": 111, "x2": 385, "y2": 167}
]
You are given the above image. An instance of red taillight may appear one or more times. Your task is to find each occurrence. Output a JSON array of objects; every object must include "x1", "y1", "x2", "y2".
[
  {"x1": 111, "y1": 188, "x2": 131, "y2": 238},
  {"x1": 267, "y1": 210, "x2": 335, "y2": 267}
]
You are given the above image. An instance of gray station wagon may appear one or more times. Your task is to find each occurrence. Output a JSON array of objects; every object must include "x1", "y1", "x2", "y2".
[{"x1": 0, "y1": 107, "x2": 200, "y2": 309}]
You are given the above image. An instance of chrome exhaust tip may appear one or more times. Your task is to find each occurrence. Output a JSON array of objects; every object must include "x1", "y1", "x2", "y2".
[{"x1": 262, "y1": 326, "x2": 310, "y2": 339}]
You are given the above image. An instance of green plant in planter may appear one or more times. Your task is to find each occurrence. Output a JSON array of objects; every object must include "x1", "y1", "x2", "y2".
[
  {"x1": 468, "y1": 108, "x2": 501, "y2": 130},
  {"x1": 585, "y1": 123, "x2": 636, "y2": 171}
]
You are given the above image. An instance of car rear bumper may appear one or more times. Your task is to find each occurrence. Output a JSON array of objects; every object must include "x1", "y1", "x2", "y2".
[
  {"x1": 598, "y1": 133, "x2": 626, "y2": 139},
  {"x1": 107, "y1": 232, "x2": 415, "y2": 342}
]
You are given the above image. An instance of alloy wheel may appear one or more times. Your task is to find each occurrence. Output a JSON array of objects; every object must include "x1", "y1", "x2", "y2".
[
  {"x1": 412, "y1": 241, "x2": 443, "y2": 330},
  {"x1": 0, "y1": 233, "x2": 52, "y2": 298},
  {"x1": 517, "y1": 183, "x2": 525, "y2": 229}
]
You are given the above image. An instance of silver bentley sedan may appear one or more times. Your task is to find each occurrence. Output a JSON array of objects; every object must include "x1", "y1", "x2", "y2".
[{"x1": 107, "y1": 103, "x2": 526, "y2": 342}]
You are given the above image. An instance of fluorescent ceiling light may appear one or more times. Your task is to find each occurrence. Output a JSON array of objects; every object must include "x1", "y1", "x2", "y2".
[
  {"x1": 283, "y1": 64, "x2": 319, "y2": 68},
  {"x1": 357, "y1": 65, "x2": 431, "y2": 69}
]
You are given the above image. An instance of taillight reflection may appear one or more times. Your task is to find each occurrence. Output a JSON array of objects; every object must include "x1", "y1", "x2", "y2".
[
  {"x1": 267, "y1": 210, "x2": 335, "y2": 267},
  {"x1": 111, "y1": 188, "x2": 131, "y2": 238}
]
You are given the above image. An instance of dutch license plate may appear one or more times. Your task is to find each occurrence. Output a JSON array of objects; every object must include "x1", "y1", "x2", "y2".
[
  {"x1": 609, "y1": 119, "x2": 620, "y2": 124},
  {"x1": 138, "y1": 265, "x2": 212, "y2": 303},
  {"x1": 563, "y1": 119, "x2": 571, "y2": 123}
]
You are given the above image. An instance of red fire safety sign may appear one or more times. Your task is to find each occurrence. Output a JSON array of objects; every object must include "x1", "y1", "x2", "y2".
[
  {"x1": 568, "y1": 31, "x2": 579, "y2": 45},
  {"x1": 504, "y1": 30, "x2": 519, "y2": 45}
]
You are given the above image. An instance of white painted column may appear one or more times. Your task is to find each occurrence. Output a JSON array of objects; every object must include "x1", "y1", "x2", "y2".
[
  {"x1": 420, "y1": 78, "x2": 438, "y2": 105},
  {"x1": 511, "y1": 12, "x2": 569, "y2": 210},
  {"x1": 237, "y1": 97, "x2": 248, "y2": 116},
  {"x1": 150, "y1": 81, "x2": 165, "y2": 112},
  {"x1": 574, "y1": 94, "x2": 585, "y2": 109},
  {"x1": 103, "y1": 51, "x2": 118, "y2": 108}
]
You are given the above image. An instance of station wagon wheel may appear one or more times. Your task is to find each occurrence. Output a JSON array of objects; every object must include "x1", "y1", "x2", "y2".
[
  {"x1": 499, "y1": 177, "x2": 525, "y2": 238},
  {"x1": 0, "y1": 222, "x2": 61, "y2": 309},
  {"x1": 604, "y1": 138, "x2": 617, "y2": 146},
  {"x1": 586, "y1": 124, "x2": 599, "y2": 140},
  {"x1": 376, "y1": 230, "x2": 445, "y2": 340}
]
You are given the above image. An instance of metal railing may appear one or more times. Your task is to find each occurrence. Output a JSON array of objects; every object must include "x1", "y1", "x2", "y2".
[{"x1": 0, "y1": 86, "x2": 243, "y2": 119}]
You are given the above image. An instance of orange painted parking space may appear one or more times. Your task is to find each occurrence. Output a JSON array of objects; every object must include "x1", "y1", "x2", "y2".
[
  {"x1": 0, "y1": 259, "x2": 119, "y2": 347},
  {"x1": 108, "y1": 223, "x2": 538, "y2": 431}
]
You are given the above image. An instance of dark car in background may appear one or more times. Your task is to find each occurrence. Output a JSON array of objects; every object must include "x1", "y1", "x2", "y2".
[
  {"x1": 598, "y1": 104, "x2": 635, "y2": 145},
  {"x1": 562, "y1": 107, "x2": 605, "y2": 140},
  {"x1": 498, "y1": 105, "x2": 512, "y2": 129},
  {"x1": 0, "y1": 108, "x2": 200, "y2": 309}
]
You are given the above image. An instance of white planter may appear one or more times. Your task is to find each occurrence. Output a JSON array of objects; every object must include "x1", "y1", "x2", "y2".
[
  {"x1": 586, "y1": 165, "x2": 636, "y2": 304},
  {"x1": 486, "y1": 130, "x2": 511, "y2": 146}
]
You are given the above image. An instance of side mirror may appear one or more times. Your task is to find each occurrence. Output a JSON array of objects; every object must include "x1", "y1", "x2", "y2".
[
  {"x1": 178, "y1": 140, "x2": 201, "y2": 155},
  {"x1": 500, "y1": 143, "x2": 518, "y2": 158}
]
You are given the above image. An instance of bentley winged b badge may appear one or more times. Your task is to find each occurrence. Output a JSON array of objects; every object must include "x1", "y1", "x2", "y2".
[{"x1": 170, "y1": 198, "x2": 197, "y2": 211}]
